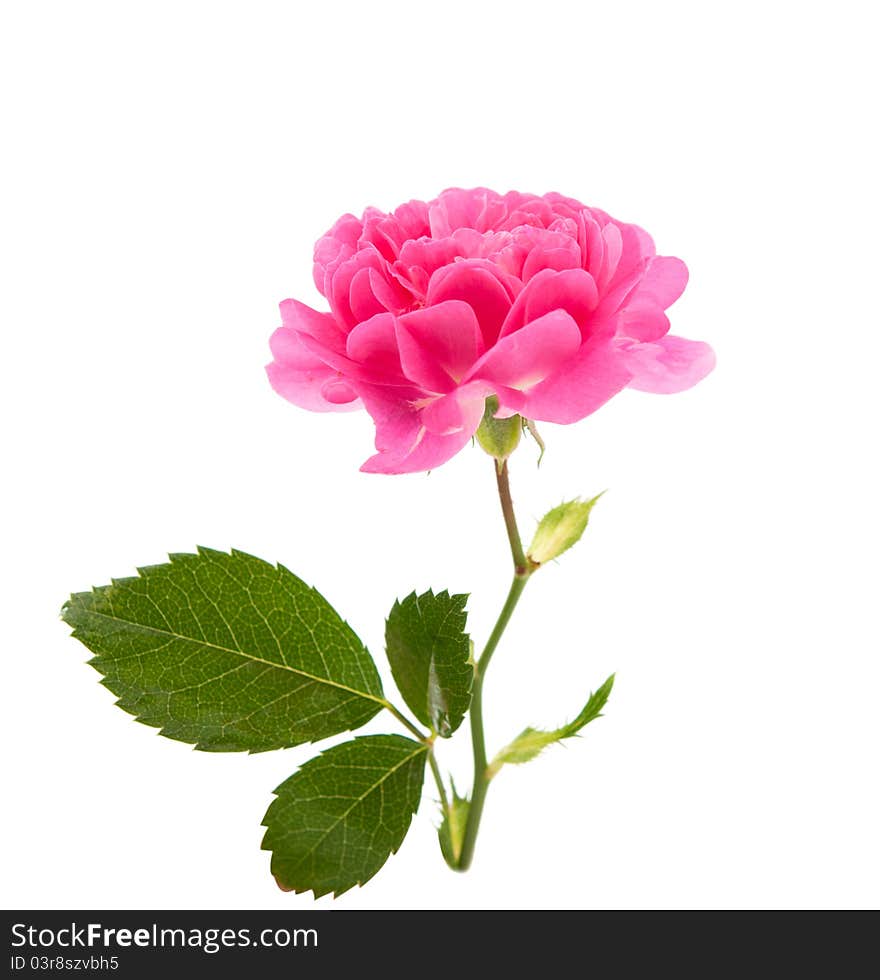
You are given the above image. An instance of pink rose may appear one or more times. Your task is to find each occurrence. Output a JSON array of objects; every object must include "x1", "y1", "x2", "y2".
[{"x1": 267, "y1": 187, "x2": 714, "y2": 474}]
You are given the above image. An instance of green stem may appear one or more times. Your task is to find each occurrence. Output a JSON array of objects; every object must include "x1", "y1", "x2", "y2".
[
  {"x1": 382, "y1": 700, "x2": 430, "y2": 742},
  {"x1": 494, "y1": 459, "x2": 529, "y2": 575},
  {"x1": 457, "y1": 459, "x2": 534, "y2": 871},
  {"x1": 428, "y1": 749, "x2": 450, "y2": 813}
]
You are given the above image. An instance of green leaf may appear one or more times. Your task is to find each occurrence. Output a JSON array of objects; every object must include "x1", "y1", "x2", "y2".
[
  {"x1": 262, "y1": 734, "x2": 428, "y2": 897},
  {"x1": 438, "y1": 781, "x2": 470, "y2": 869},
  {"x1": 488, "y1": 674, "x2": 615, "y2": 778},
  {"x1": 61, "y1": 547, "x2": 385, "y2": 752},
  {"x1": 385, "y1": 590, "x2": 472, "y2": 737}
]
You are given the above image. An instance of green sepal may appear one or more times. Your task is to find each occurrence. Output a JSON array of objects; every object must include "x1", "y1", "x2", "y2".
[
  {"x1": 438, "y1": 781, "x2": 471, "y2": 869},
  {"x1": 488, "y1": 674, "x2": 615, "y2": 778},
  {"x1": 475, "y1": 395, "x2": 522, "y2": 462}
]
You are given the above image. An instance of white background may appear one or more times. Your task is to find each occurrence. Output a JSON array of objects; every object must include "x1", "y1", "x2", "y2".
[{"x1": 2, "y1": 0, "x2": 878, "y2": 911}]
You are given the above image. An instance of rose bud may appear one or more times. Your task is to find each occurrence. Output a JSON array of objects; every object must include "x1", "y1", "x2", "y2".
[{"x1": 527, "y1": 495, "x2": 603, "y2": 565}]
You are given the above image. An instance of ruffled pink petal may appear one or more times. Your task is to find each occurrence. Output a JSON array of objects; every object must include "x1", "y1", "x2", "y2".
[
  {"x1": 359, "y1": 207, "x2": 403, "y2": 263},
  {"x1": 615, "y1": 304, "x2": 670, "y2": 343},
  {"x1": 266, "y1": 327, "x2": 360, "y2": 413},
  {"x1": 518, "y1": 336, "x2": 632, "y2": 424},
  {"x1": 345, "y1": 312, "x2": 407, "y2": 381},
  {"x1": 312, "y1": 213, "x2": 361, "y2": 293},
  {"x1": 497, "y1": 267, "x2": 598, "y2": 340},
  {"x1": 368, "y1": 268, "x2": 413, "y2": 313},
  {"x1": 612, "y1": 221, "x2": 655, "y2": 286},
  {"x1": 349, "y1": 266, "x2": 386, "y2": 322},
  {"x1": 428, "y1": 187, "x2": 505, "y2": 237},
  {"x1": 357, "y1": 384, "x2": 476, "y2": 475},
  {"x1": 630, "y1": 256, "x2": 689, "y2": 310},
  {"x1": 327, "y1": 248, "x2": 387, "y2": 329},
  {"x1": 624, "y1": 335, "x2": 716, "y2": 394},
  {"x1": 321, "y1": 379, "x2": 359, "y2": 404},
  {"x1": 498, "y1": 196, "x2": 555, "y2": 231},
  {"x1": 295, "y1": 313, "x2": 418, "y2": 392},
  {"x1": 521, "y1": 243, "x2": 581, "y2": 281},
  {"x1": 579, "y1": 211, "x2": 605, "y2": 282},
  {"x1": 542, "y1": 191, "x2": 590, "y2": 220},
  {"x1": 467, "y1": 309, "x2": 581, "y2": 390},
  {"x1": 397, "y1": 237, "x2": 463, "y2": 285},
  {"x1": 426, "y1": 260, "x2": 514, "y2": 346},
  {"x1": 527, "y1": 268, "x2": 599, "y2": 336},
  {"x1": 390, "y1": 200, "x2": 431, "y2": 242},
  {"x1": 420, "y1": 381, "x2": 490, "y2": 436},
  {"x1": 279, "y1": 298, "x2": 346, "y2": 352},
  {"x1": 596, "y1": 222, "x2": 623, "y2": 292},
  {"x1": 396, "y1": 301, "x2": 485, "y2": 393}
]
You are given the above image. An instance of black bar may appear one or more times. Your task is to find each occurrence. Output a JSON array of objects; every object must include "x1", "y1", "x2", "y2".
[{"x1": 3, "y1": 911, "x2": 872, "y2": 977}]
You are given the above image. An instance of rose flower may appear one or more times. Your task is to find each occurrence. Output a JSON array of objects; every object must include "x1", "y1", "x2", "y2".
[{"x1": 268, "y1": 187, "x2": 714, "y2": 473}]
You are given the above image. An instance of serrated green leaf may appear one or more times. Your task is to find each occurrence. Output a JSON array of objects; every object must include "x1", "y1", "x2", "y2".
[
  {"x1": 262, "y1": 734, "x2": 428, "y2": 897},
  {"x1": 438, "y1": 782, "x2": 470, "y2": 869},
  {"x1": 385, "y1": 590, "x2": 472, "y2": 737},
  {"x1": 61, "y1": 547, "x2": 385, "y2": 752},
  {"x1": 488, "y1": 674, "x2": 615, "y2": 778}
]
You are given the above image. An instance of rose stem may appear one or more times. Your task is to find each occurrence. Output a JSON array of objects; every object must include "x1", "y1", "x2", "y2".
[{"x1": 457, "y1": 458, "x2": 535, "y2": 871}]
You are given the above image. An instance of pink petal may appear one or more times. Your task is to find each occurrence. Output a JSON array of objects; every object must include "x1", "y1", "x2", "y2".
[
  {"x1": 345, "y1": 313, "x2": 400, "y2": 374},
  {"x1": 395, "y1": 301, "x2": 485, "y2": 393},
  {"x1": 498, "y1": 268, "x2": 598, "y2": 340},
  {"x1": 391, "y1": 259, "x2": 430, "y2": 301},
  {"x1": 613, "y1": 221, "x2": 655, "y2": 286},
  {"x1": 426, "y1": 260, "x2": 514, "y2": 346},
  {"x1": 596, "y1": 222, "x2": 623, "y2": 292},
  {"x1": 521, "y1": 244, "x2": 581, "y2": 281},
  {"x1": 359, "y1": 207, "x2": 402, "y2": 262},
  {"x1": 525, "y1": 268, "x2": 599, "y2": 336},
  {"x1": 390, "y1": 199, "x2": 431, "y2": 241},
  {"x1": 279, "y1": 298, "x2": 346, "y2": 352},
  {"x1": 592, "y1": 265, "x2": 644, "y2": 319},
  {"x1": 631, "y1": 256, "x2": 689, "y2": 310},
  {"x1": 489, "y1": 387, "x2": 528, "y2": 417},
  {"x1": 616, "y1": 304, "x2": 670, "y2": 342},
  {"x1": 518, "y1": 336, "x2": 632, "y2": 424},
  {"x1": 297, "y1": 313, "x2": 419, "y2": 391},
  {"x1": 397, "y1": 237, "x2": 462, "y2": 283},
  {"x1": 357, "y1": 384, "x2": 476, "y2": 474},
  {"x1": 348, "y1": 266, "x2": 386, "y2": 322},
  {"x1": 368, "y1": 268, "x2": 413, "y2": 313},
  {"x1": 346, "y1": 312, "x2": 404, "y2": 378},
  {"x1": 624, "y1": 335, "x2": 716, "y2": 394},
  {"x1": 296, "y1": 330, "x2": 361, "y2": 379},
  {"x1": 312, "y1": 213, "x2": 361, "y2": 293},
  {"x1": 266, "y1": 327, "x2": 360, "y2": 413},
  {"x1": 420, "y1": 381, "x2": 489, "y2": 436},
  {"x1": 468, "y1": 309, "x2": 582, "y2": 390},
  {"x1": 321, "y1": 379, "x2": 359, "y2": 404},
  {"x1": 268, "y1": 325, "x2": 323, "y2": 371},
  {"x1": 579, "y1": 211, "x2": 606, "y2": 282},
  {"x1": 428, "y1": 188, "x2": 499, "y2": 237},
  {"x1": 327, "y1": 248, "x2": 386, "y2": 329}
]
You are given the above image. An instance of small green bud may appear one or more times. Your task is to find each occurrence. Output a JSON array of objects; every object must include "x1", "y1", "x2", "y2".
[
  {"x1": 438, "y1": 783, "x2": 470, "y2": 869},
  {"x1": 475, "y1": 396, "x2": 521, "y2": 462},
  {"x1": 527, "y1": 494, "x2": 604, "y2": 565}
]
